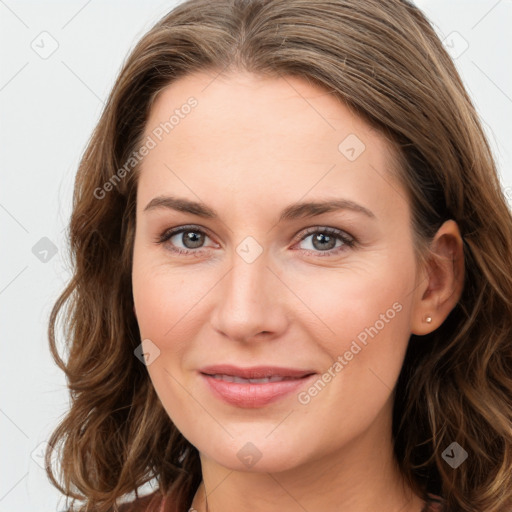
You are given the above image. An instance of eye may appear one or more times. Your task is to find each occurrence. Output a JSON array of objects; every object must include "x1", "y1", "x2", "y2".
[
  {"x1": 155, "y1": 225, "x2": 356, "y2": 258},
  {"x1": 294, "y1": 226, "x2": 356, "y2": 257},
  {"x1": 155, "y1": 225, "x2": 216, "y2": 256}
]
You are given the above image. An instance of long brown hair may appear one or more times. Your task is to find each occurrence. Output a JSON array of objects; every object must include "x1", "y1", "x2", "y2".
[{"x1": 46, "y1": 1, "x2": 512, "y2": 511}]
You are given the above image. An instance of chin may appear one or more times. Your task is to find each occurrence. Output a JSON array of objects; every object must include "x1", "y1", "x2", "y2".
[{"x1": 194, "y1": 430, "x2": 312, "y2": 473}]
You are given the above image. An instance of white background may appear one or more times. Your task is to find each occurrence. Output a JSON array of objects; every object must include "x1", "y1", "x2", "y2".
[{"x1": 1, "y1": 1, "x2": 511, "y2": 510}]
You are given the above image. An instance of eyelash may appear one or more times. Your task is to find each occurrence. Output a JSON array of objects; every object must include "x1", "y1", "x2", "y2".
[{"x1": 155, "y1": 224, "x2": 357, "y2": 257}]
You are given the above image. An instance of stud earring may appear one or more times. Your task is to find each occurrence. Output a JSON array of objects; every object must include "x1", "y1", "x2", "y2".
[{"x1": 424, "y1": 315, "x2": 432, "y2": 323}]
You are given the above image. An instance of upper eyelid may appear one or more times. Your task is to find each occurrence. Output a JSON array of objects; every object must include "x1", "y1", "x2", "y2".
[
  {"x1": 297, "y1": 225, "x2": 353, "y2": 240},
  {"x1": 160, "y1": 224, "x2": 216, "y2": 242}
]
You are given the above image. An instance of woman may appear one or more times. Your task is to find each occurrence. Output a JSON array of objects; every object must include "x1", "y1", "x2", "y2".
[{"x1": 45, "y1": 1, "x2": 512, "y2": 511}]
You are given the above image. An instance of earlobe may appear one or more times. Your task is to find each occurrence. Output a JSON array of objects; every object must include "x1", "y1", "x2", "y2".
[{"x1": 411, "y1": 220, "x2": 465, "y2": 335}]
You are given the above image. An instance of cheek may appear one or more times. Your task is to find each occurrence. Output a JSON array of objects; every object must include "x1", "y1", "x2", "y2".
[
  {"x1": 291, "y1": 268, "x2": 413, "y2": 433},
  {"x1": 131, "y1": 257, "x2": 200, "y2": 424},
  {"x1": 132, "y1": 248, "x2": 218, "y2": 360},
  {"x1": 132, "y1": 237, "x2": 189, "y2": 333},
  {"x1": 133, "y1": 266, "x2": 173, "y2": 338},
  {"x1": 290, "y1": 255, "x2": 414, "y2": 359},
  {"x1": 288, "y1": 258, "x2": 416, "y2": 426}
]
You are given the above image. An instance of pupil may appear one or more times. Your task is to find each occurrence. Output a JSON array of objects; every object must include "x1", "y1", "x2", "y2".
[
  {"x1": 184, "y1": 231, "x2": 204, "y2": 248},
  {"x1": 313, "y1": 233, "x2": 335, "y2": 251}
]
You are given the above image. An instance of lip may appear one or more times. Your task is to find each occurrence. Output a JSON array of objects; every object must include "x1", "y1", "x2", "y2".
[
  {"x1": 199, "y1": 365, "x2": 317, "y2": 408},
  {"x1": 199, "y1": 364, "x2": 315, "y2": 379}
]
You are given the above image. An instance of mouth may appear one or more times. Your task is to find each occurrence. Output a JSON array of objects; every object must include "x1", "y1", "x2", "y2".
[
  {"x1": 198, "y1": 365, "x2": 317, "y2": 408},
  {"x1": 199, "y1": 364, "x2": 315, "y2": 380},
  {"x1": 206, "y1": 374, "x2": 306, "y2": 384}
]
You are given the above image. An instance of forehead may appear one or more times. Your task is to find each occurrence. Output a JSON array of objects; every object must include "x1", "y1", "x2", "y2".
[{"x1": 137, "y1": 70, "x2": 407, "y2": 221}]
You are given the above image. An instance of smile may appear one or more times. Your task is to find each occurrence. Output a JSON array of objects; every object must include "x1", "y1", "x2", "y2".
[{"x1": 198, "y1": 365, "x2": 316, "y2": 408}]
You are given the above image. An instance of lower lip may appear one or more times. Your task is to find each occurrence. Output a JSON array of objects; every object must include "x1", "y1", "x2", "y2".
[{"x1": 200, "y1": 373, "x2": 316, "y2": 408}]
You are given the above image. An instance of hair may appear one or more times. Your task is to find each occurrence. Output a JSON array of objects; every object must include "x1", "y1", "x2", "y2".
[{"x1": 45, "y1": 1, "x2": 512, "y2": 511}]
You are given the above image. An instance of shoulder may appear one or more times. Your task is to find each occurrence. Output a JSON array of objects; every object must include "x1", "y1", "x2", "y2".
[{"x1": 118, "y1": 491, "x2": 166, "y2": 512}]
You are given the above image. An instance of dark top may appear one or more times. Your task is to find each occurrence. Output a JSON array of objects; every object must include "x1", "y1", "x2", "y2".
[{"x1": 421, "y1": 492, "x2": 446, "y2": 511}]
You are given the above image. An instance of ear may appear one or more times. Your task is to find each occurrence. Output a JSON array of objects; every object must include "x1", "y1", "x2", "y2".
[{"x1": 411, "y1": 220, "x2": 465, "y2": 335}]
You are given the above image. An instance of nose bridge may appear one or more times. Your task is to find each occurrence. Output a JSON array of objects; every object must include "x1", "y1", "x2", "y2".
[{"x1": 211, "y1": 245, "x2": 286, "y2": 341}]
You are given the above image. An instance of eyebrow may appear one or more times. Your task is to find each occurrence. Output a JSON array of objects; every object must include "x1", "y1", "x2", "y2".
[{"x1": 143, "y1": 195, "x2": 375, "y2": 221}]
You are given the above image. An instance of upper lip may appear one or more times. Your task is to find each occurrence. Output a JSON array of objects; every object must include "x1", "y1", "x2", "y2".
[{"x1": 199, "y1": 365, "x2": 316, "y2": 379}]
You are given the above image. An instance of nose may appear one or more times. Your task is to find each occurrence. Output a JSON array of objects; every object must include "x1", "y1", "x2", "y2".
[{"x1": 209, "y1": 251, "x2": 289, "y2": 343}]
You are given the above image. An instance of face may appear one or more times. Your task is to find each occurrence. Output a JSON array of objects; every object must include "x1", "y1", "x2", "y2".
[{"x1": 131, "y1": 70, "x2": 423, "y2": 473}]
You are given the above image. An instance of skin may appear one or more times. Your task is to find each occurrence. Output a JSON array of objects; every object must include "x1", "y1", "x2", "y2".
[{"x1": 131, "y1": 70, "x2": 464, "y2": 512}]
